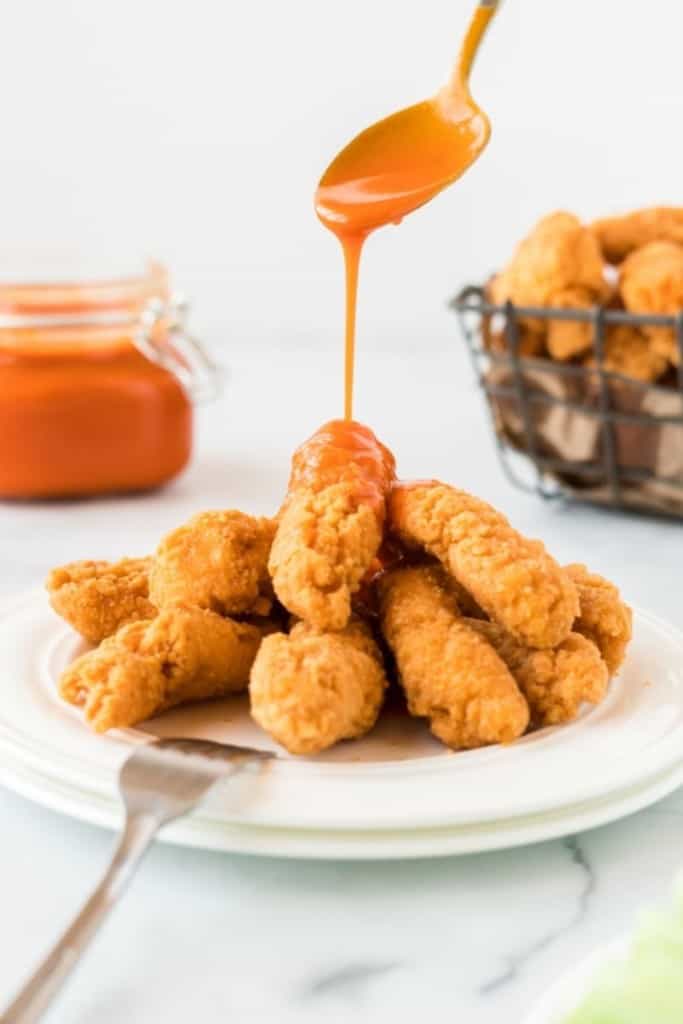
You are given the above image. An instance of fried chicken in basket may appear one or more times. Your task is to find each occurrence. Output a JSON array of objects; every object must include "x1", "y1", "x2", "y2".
[
  {"x1": 591, "y1": 207, "x2": 683, "y2": 263},
  {"x1": 619, "y1": 241, "x2": 683, "y2": 365},
  {"x1": 490, "y1": 212, "x2": 609, "y2": 360}
]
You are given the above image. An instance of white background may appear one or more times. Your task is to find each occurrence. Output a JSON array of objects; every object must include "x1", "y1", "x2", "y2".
[
  {"x1": 3, "y1": 0, "x2": 681, "y2": 350},
  {"x1": 2, "y1": 3, "x2": 683, "y2": 1022}
]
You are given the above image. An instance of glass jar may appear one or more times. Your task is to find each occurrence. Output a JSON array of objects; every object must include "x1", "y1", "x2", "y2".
[{"x1": 0, "y1": 263, "x2": 219, "y2": 499}]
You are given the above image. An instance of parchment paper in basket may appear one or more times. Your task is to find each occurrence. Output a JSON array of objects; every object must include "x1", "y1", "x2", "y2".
[
  {"x1": 483, "y1": 358, "x2": 683, "y2": 515},
  {"x1": 484, "y1": 358, "x2": 601, "y2": 462}
]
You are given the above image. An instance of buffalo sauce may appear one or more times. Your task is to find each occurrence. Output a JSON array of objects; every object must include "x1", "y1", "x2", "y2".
[
  {"x1": 315, "y1": 3, "x2": 496, "y2": 420},
  {"x1": 288, "y1": 419, "x2": 396, "y2": 521},
  {"x1": 0, "y1": 268, "x2": 196, "y2": 499}
]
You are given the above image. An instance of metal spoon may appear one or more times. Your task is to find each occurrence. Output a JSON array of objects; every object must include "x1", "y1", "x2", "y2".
[
  {"x1": 2, "y1": 738, "x2": 273, "y2": 1024},
  {"x1": 315, "y1": 0, "x2": 501, "y2": 236}
]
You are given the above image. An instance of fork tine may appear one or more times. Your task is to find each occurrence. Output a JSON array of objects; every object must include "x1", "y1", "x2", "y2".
[{"x1": 153, "y1": 737, "x2": 275, "y2": 762}]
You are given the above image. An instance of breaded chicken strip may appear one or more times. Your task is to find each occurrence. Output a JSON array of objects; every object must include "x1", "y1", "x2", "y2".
[
  {"x1": 491, "y1": 212, "x2": 608, "y2": 327},
  {"x1": 60, "y1": 605, "x2": 263, "y2": 732},
  {"x1": 583, "y1": 324, "x2": 667, "y2": 383},
  {"x1": 149, "y1": 510, "x2": 275, "y2": 616},
  {"x1": 46, "y1": 557, "x2": 155, "y2": 645},
  {"x1": 619, "y1": 241, "x2": 683, "y2": 365},
  {"x1": 591, "y1": 207, "x2": 683, "y2": 263},
  {"x1": 486, "y1": 325, "x2": 546, "y2": 359},
  {"x1": 565, "y1": 564, "x2": 633, "y2": 676},
  {"x1": 378, "y1": 566, "x2": 529, "y2": 749},
  {"x1": 466, "y1": 619, "x2": 608, "y2": 727},
  {"x1": 545, "y1": 286, "x2": 597, "y2": 361},
  {"x1": 483, "y1": 280, "x2": 547, "y2": 357},
  {"x1": 269, "y1": 420, "x2": 396, "y2": 631},
  {"x1": 249, "y1": 618, "x2": 387, "y2": 755},
  {"x1": 388, "y1": 482, "x2": 578, "y2": 649}
]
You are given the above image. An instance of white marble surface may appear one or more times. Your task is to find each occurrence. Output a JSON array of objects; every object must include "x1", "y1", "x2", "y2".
[{"x1": 1, "y1": 340, "x2": 682, "y2": 1023}]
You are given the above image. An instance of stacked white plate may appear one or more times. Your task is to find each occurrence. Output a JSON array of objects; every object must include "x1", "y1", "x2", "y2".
[{"x1": 1, "y1": 591, "x2": 683, "y2": 859}]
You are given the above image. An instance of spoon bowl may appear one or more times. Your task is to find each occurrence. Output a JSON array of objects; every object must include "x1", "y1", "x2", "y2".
[
  {"x1": 316, "y1": 93, "x2": 491, "y2": 235},
  {"x1": 315, "y1": 1, "x2": 498, "y2": 237}
]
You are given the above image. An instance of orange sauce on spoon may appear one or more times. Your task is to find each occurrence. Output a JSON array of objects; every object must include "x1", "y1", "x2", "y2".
[{"x1": 315, "y1": 2, "x2": 498, "y2": 419}]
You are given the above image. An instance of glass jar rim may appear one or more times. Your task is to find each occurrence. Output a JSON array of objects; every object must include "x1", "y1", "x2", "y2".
[{"x1": 0, "y1": 261, "x2": 168, "y2": 325}]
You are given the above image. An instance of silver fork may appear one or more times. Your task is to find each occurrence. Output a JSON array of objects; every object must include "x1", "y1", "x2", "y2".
[{"x1": 2, "y1": 738, "x2": 273, "y2": 1024}]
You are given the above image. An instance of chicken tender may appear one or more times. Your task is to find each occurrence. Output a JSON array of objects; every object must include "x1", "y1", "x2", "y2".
[
  {"x1": 546, "y1": 287, "x2": 597, "y2": 361},
  {"x1": 583, "y1": 323, "x2": 668, "y2": 382},
  {"x1": 491, "y1": 212, "x2": 608, "y2": 315},
  {"x1": 388, "y1": 482, "x2": 578, "y2": 649},
  {"x1": 46, "y1": 557, "x2": 155, "y2": 645},
  {"x1": 149, "y1": 510, "x2": 275, "y2": 616},
  {"x1": 591, "y1": 207, "x2": 683, "y2": 263},
  {"x1": 466, "y1": 619, "x2": 608, "y2": 727},
  {"x1": 269, "y1": 420, "x2": 396, "y2": 631},
  {"x1": 379, "y1": 565, "x2": 528, "y2": 748},
  {"x1": 486, "y1": 327, "x2": 547, "y2": 358},
  {"x1": 249, "y1": 618, "x2": 387, "y2": 755},
  {"x1": 60, "y1": 605, "x2": 263, "y2": 732},
  {"x1": 619, "y1": 241, "x2": 683, "y2": 365},
  {"x1": 565, "y1": 564, "x2": 633, "y2": 675},
  {"x1": 483, "y1": 282, "x2": 547, "y2": 357}
]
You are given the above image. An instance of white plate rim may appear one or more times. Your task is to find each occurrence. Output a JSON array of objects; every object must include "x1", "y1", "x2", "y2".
[
  {"x1": 2, "y1": 589, "x2": 683, "y2": 840},
  {"x1": 1, "y1": 724, "x2": 682, "y2": 859}
]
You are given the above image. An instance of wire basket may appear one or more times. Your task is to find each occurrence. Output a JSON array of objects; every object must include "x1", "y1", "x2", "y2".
[{"x1": 451, "y1": 285, "x2": 683, "y2": 519}]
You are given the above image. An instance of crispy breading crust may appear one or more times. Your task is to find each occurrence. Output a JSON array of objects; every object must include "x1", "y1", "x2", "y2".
[
  {"x1": 269, "y1": 421, "x2": 396, "y2": 632},
  {"x1": 565, "y1": 564, "x2": 633, "y2": 676},
  {"x1": 388, "y1": 483, "x2": 578, "y2": 649},
  {"x1": 60, "y1": 605, "x2": 263, "y2": 732},
  {"x1": 619, "y1": 241, "x2": 683, "y2": 366},
  {"x1": 378, "y1": 566, "x2": 529, "y2": 749},
  {"x1": 583, "y1": 324, "x2": 667, "y2": 383},
  {"x1": 249, "y1": 619, "x2": 387, "y2": 755},
  {"x1": 149, "y1": 510, "x2": 275, "y2": 616},
  {"x1": 269, "y1": 483, "x2": 382, "y2": 632},
  {"x1": 591, "y1": 207, "x2": 683, "y2": 263},
  {"x1": 546, "y1": 287, "x2": 597, "y2": 361},
  {"x1": 466, "y1": 619, "x2": 608, "y2": 727},
  {"x1": 46, "y1": 558, "x2": 155, "y2": 645},
  {"x1": 491, "y1": 212, "x2": 608, "y2": 311}
]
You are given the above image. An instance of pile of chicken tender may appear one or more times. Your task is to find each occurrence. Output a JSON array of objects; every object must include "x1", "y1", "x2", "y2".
[
  {"x1": 488, "y1": 206, "x2": 683, "y2": 382},
  {"x1": 48, "y1": 420, "x2": 632, "y2": 756}
]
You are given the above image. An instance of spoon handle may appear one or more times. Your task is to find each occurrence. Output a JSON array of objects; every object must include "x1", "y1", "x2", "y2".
[
  {"x1": 2, "y1": 811, "x2": 160, "y2": 1024},
  {"x1": 450, "y1": 0, "x2": 500, "y2": 88}
]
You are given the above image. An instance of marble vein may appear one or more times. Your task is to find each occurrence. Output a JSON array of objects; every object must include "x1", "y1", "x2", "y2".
[
  {"x1": 300, "y1": 961, "x2": 401, "y2": 1003},
  {"x1": 479, "y1": 835, "x2": 595, "y2": 994}
]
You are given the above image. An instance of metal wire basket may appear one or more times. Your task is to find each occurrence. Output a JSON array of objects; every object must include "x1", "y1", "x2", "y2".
[{"x1": 451, "y1": 285, "x2": 683, "y2": 519}]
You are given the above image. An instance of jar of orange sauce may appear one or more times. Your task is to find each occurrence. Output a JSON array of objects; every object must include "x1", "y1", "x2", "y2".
[{"x1": 0, "y1": 263, "x2": 219, "y2": 499}]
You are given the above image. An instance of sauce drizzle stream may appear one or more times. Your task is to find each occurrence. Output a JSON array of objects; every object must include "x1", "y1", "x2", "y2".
[{"x1": 315, "y1": 2, "x2": 498, "y2": 420}]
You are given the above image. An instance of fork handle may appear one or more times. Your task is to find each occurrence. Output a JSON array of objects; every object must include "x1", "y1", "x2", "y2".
[{"x1": 2, "y1": 811, "x2": 161, "y2": 1024}]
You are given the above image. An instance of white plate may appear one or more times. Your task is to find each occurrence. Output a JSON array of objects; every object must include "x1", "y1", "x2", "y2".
[
  {"x1": 524, "y1": 936, "x2": 629, "y2": 1023},
  {"x1": 1, "y1": 590, "x2": 683, "y2": 858},
  {"x1": 2, "y1": 739, "x2": 683, "y2": 859}
]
